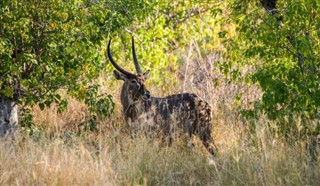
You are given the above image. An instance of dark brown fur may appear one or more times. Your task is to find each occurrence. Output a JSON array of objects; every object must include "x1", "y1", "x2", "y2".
[{"x1": 108, "y1": 37, "x2": 217, "y2": 156}]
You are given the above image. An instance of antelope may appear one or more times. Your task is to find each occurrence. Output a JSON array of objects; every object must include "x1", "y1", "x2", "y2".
[{"x1": 107, "y1": 37, "x2": 217, "y2": 156}]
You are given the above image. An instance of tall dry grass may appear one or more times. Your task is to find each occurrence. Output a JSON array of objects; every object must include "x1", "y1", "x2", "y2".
[
  {"x1": 1, "y1": 41, "x2": 319, "y2": 185},
  {"x1": 1, "y1": 116, "x2": 319, "y2": 185}
]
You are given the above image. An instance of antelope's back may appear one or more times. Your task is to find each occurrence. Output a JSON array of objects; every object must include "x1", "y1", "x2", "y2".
[{"x1": 147, "y1": 93, "x2": 212, "y2": 134}]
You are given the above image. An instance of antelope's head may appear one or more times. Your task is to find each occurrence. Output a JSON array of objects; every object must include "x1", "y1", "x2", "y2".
[{"x1": 107, "y1": 37, "x2": 151, "y2": 102}]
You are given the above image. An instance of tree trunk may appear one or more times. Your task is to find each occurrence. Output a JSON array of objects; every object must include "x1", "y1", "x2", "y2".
[{"x1": 0, "y1": 98, "x2": 18, "y2": 137}]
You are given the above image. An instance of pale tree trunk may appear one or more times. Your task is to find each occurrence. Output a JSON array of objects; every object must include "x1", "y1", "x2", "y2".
[{"x1": 0, "y1": 98, "x2": 18, "y2": 137}]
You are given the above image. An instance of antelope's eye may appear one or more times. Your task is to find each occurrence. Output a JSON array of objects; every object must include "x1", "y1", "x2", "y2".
[{"x1": 131, "y1": 79, "x2": 138, "y2": 84}]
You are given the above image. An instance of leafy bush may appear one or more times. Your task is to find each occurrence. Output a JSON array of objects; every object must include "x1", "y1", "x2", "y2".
[{"x1": 222, "y1": 0, "x2": 320, "y2": 139}]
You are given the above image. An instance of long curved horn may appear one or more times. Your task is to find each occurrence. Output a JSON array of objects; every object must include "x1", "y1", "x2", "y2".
[
  {"x1": 131, "y1": 37, "x2": 142, "y2": 74},
  {"x1": 107, "y1": 38, "x2": 136, "y2": 77}
]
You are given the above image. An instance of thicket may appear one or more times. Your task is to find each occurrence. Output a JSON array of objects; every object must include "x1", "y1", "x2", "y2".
[{"x1": 0, "y1": 0, "x2": 319, "y2": 140}]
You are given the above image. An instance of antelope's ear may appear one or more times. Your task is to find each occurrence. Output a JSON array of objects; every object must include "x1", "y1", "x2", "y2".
[
  {"x1": 113, "y1": 70, "x2": 127, "y2": 81},
  {"x1": 143, "y1": 70, "x2": 150, "y2": 79}
]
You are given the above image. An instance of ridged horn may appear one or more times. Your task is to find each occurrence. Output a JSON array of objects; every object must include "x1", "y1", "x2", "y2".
[
  {"x1": 107, "y1": 38, "x2": 136, "y2": 77},
  {"x1": 131, "y1": 37, "x2": 142, "y2": 74}
]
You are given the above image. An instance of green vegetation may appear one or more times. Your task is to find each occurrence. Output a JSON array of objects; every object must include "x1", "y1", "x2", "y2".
[
  {"x1": 0, "y1": 0, "x2": 319, "y2": 185},
  {"x1": 223, "y1": 0, "x2": 320, "y2": 139},
  {"x1": 0, "y1": 0, "x2": 151, "y2": 125}
]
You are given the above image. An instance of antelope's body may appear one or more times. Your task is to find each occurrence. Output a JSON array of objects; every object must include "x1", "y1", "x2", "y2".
[{"x1": 107, "y1": 37, "x2": 217, "y2": 156}]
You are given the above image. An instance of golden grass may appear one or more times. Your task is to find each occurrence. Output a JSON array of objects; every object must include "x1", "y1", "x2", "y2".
[
  {"x1": 0, "y1": 137, "x2": 116, "y2": 185},
  {"x1": 1, "y1": 114, "x2": 319, "y2": 185}
]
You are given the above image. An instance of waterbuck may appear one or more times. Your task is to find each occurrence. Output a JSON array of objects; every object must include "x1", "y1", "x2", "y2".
[{"x1": 107, "y1": 37, "x2": 217, "y2": 156}]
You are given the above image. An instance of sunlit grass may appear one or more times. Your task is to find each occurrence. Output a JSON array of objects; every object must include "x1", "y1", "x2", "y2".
[{"x1": 1, "y1": 116, "x2": 319, "y2": 185}]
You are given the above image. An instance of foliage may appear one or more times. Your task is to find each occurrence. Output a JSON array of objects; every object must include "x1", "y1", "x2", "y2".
[
  {"x1": 0, "y1": 0, "x2": 152, "y2": 125},
  {"x1": 222, "y1": 0, "x2": 320, "y2": 138},
  {"x1": 1, "y1": 1, "x2": 320, "y2": 184},
  {"x1": 1, "y1": 0, "x2": 319, "y2": 140},
  {"x1": 0, "y1": 0, "x2": 224, "y2": 131},
  {"x1": 107, "y1": 0, "x2": 223, "y2": 93}
]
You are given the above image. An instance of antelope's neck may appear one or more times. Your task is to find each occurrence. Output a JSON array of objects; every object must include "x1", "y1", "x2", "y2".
[{"x1": 122, "y1": 98, "x2": 153, "y2": 123}]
